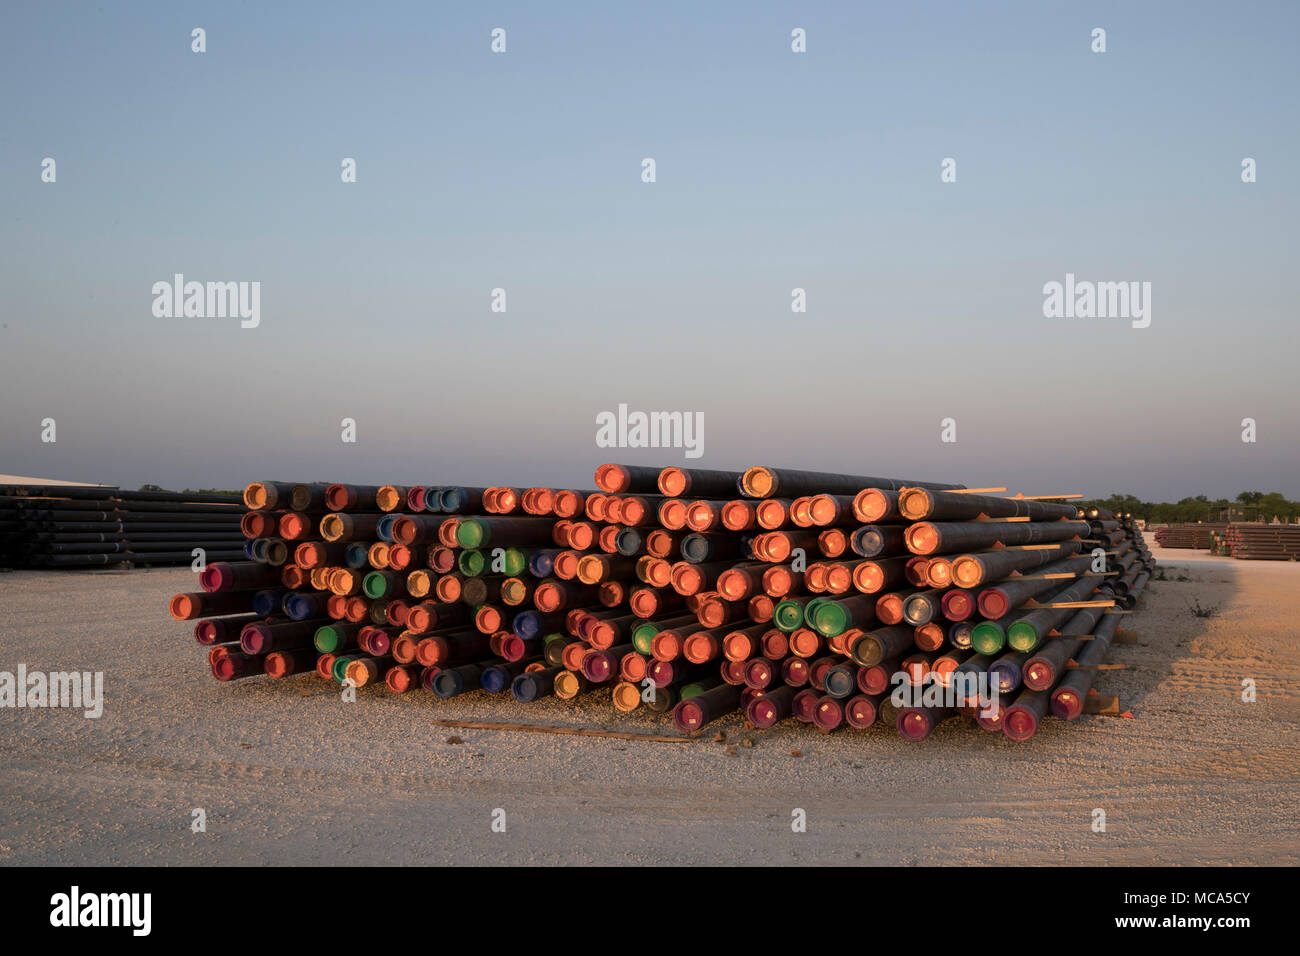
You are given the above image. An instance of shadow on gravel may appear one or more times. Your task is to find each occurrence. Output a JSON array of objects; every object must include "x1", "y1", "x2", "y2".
[{"x1": 1116, "y1": 553, "x2": 1241, "y2": 715}]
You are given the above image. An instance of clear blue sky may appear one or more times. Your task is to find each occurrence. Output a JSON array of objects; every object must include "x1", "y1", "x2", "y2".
[{"x1": 2, "y1": 1, "x2": 1296, "y2": 500}]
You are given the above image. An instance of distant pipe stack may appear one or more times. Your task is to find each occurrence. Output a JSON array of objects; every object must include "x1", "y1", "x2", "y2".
[
  {"x1": 1153, "y1": 523, "x2": 1226, "y2": 549},
  {"x1": 170, "y1": 468, "x2": 1155, "y2": 742},
  {"x1": 1154, "y1": 520, "x2": 1300, "y2": 560},
  {"x1": 2, "y1": 484, "x2": 245, "y2": 568},
  {"x1": 1215, "y1": 523, "x2": 1300, "y2": 560}
]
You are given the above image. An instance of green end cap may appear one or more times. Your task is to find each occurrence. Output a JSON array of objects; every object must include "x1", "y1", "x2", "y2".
[
  {"x1": 315, "y1": 625, "x2": 342, "y2": 653},
  {"x1": 680, "y1": 682, "x2": 708, "y2": 700},
  {"x1": 459, "y1": 549, "x2": 485, "y2": 576},
  {"x1": 331, "y1": 655, "x2": 356, "y2": 683},
  {"x1": 802, "y1": 597, "x2": 828, "y2": 628},
  {"x1": 631, "y1": 622, "x2": 657, "y2": 655},
  {"x1": 503, "y1": 548, "x2": 528, "y2": 576},
  {"x1": 456, "y1": 519, "x2": 486, "y2": 549},
  {"x1": 1006, "y1": 622, "x2": 1040, "y2": 653},
  {"x1": 812, "y1": 601, "x2": 849, "y2": 638},
  {"x1": 774, "y1": 600, "x2": 805, "y2": 633},
  {"x1": 970, "y1": 622, "x2": 1005, "y2": 656},
  {"x1": 362, "y1": 571, "x2": 389, "y2": 599}
]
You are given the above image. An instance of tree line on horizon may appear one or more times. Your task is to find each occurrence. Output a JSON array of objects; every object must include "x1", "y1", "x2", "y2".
[
  {"x1": 1080, "y1": 491, "x2": 1298, "y2": 525},
  {"x1": 139, "y1": 484, "x2": 243, "y2": 498}
]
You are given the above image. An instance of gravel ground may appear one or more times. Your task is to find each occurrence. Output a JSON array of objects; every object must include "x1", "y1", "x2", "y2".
[{"x1": 1, "y1": 540, "x2": 1296, "y2": 865}]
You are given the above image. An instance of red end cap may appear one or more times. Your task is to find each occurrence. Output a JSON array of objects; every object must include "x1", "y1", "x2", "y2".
[
  {"x1": 907, "y1": 524, "x2": 940, "y2": 555},
  {"x1": 978, "y1": 590, "x2": 1009, "y2": 619},
  {"x1": 622, "y1": 499, "x2": 647, "y2": 525},
  {"x1": 652, "y1": 632, "x2": 681, "y2": 661},
  {"x1": 1024, "y1": 660, "x2": 1053, "y2": 691},
  {"x1": 1052, "y1": 688, "x2": 1083, "y2": 720},
  {"x1": 620, "y1": 656, "x2": 645, "y2": 682},
  {"x1": 809, "y1": 496, "x2": 836, "y2": 525},
  {"x1": 590, "y1": 622, "x2": 616, "y2": 650},
  {"x1": 554, "y1": 551, "x2": 579, "y2": 579},
  {"x1": 629, "y1": 589, "x2": 658, "y2": 617},
  {"x1": 856, "y1": 565, "x2": 883, "y2": 592},
  {"x1": 756, "y1": 501, "x2": 785, "y2": 529},
  {"x1": 813, "y1": 699, "x2": 842, "y2": 731},
  {"x1": 715, "y1": 570, "x2": 743, "y2": 601},
  {"x1": 281, "y1": 513, "x2": 310, "y2": 539},
  {"x1": 583, "y1": 652, "x2": 613, "y2": 683},
  {"x1": 169, "y1": 594, "x2": 197, "y2": 620},
  {"x1": 792, "y1": 689, "x2": 818, "y2": 721},
  {"x1": 897, "y1": 709, "x2": 933, "y2": 741},
  {"x1": 915, "y1": 624, "x2": 945, "y2": 651},
  {"x1": 649, "y1": 660, "x2": 673, "y2": 687},
  {"x1": 721, "y1": 502, "x2": 752, "y2": 530},
  {"x1": 673, "y1": 701, "x2": 704, "y2": 733},
  {"x1": 750, "y1": 659, "x2": 777, "y2": 689},
  {"x1": 198, "y1": 564, "x2": 229, "y2": 592},
  {"x1": 750, "y1": 699, "x2": 777, "y2": 729},
  {"x1": 696, "y1": 600, "x2": 724, "y2": 628},
  {"x1": 674, "y1": 565, "x2": 702, "y2": 595},
  {"x1": 860, "y1": 666, "x2": 888, "y2": 696},
  {"x1": 660, "y1": 500, "x2": 687, "y2": 530},
  {"x1": 658, "y1": 468, "x2": 687, "y2": 496},
  {"x1": 846, "y1": 697, "x2": 877, "y2": 728},
  {"x1": 683, "y1": 633, "x2": 715, "y2": 664},
  {"x1": 928, "y1": 560, "x2": 953, "y2": 588},
  {"x1": 594, "y1": 464, "x2": 629, "y2": 493},
  {"x1": 534, "y1": 583, "x2": 562, "y2": 612},
  {"x1": 943, "y1": 590, "x2": 973, "y2": 619},
  {"x1": 554, "y1": 490, "x2": 579, "y2": 517},
  {"x1": 1004, "y1": 707, "x2": 1037, "y2": 741},
  {"x1": 854, "y1": 489, "x2": 884, "y2": 522}
]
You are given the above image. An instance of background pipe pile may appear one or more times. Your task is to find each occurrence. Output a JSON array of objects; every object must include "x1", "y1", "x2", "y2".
[
  {"x1": 1152, "y1": 523, "x2": 1226, "y2": 549},
  {"x1": 169, "y1": 467, "x2": 1155, "y2": 742},
  {"x1": 1214, "y1": 524, "x2": 1300, "y2": 560},
  {"x1": 0, "y1": 495, "x2": 19, "y2": 568},
  {"x1": 1, "y1": 485, "x2": 245, "y2": 569}
]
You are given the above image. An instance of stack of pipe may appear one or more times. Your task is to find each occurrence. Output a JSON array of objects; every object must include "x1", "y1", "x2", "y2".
[
  {"x1": 1, "y1": 484, "x2": 245, "y2": 568},
  {"x1": 1152, "y1": 523, "x2": 1225, "y2": 549},
  {"x1": 1217, "y1": 523, "x2": 1300, "y2": 560},
  {"x1": 0, "y1": 495, "x2": 20, "y2": 568},
  {"x1": 171, "y1": 468, "x2": 1155, "y2": 742}
]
